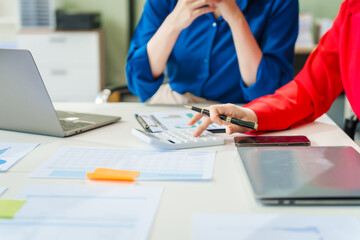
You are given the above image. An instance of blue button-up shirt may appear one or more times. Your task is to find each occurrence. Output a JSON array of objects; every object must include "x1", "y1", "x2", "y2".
[{"x1": 126, "y1": 0, "x2": 299, "y2": 103}]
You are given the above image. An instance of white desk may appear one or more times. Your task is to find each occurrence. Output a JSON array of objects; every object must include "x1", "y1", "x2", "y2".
[{"x1": 1, "y1": 102, "x2": 360, "y2": 240}]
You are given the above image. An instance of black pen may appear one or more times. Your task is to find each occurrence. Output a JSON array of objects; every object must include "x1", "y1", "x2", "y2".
[{"x1": 185, "y1": 105, "x2": 258, "y2": 130}]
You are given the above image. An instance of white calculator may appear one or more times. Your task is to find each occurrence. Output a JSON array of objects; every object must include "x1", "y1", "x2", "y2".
[{"x1": 131, "y1": 128, "x2": 225, "y2": 150}]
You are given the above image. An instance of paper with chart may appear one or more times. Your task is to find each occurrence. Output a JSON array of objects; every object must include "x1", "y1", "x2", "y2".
[
  {"x1": 0, "y1": 184, "x2": 163, "y2": 240},
  {"x1": 136, "y1": 110, "x2": 225, "y2": 132},
  {"x1": 29, "y1": 147, "x2": 215, "y2": 180},
  {"x1": 0, "y1": 187, "x2": 7, "y2": 196},
  {"x1": 0, "y1": 143, "x2": 39, "y2": 171},
  {"x1": 193, "y1": 214, "x2": 360, "y2": 240}
]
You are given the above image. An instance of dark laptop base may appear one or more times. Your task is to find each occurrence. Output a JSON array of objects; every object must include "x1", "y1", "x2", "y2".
[{"x1": 261, "y1": 197, "x2": 360, "y2": 206}]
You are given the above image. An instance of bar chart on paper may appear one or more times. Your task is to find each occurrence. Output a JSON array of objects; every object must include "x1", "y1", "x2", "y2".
[
  {"x1": 0, "y1": 147, "x2": 10, "y2": 165},
  {"x1": 159, "y1": 112, "x2": 197, "y2": 130},
  {"x1": 0, "y1": 143, "x2": 39, "y2": 171},
  {"x1": 136, "y1": 110, "x2": 226, "y2": 132},
  {"x1": 29, "y1": 147, "x2": 216, "y2": 180},
  {"x1": 156, "y1": 111, "x2": 223, "y2": 130}
]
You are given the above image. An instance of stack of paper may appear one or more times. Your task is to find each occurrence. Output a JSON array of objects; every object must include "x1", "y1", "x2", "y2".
[{"x1": 0, "y1": 184, "x2": 163, "y2": 240}]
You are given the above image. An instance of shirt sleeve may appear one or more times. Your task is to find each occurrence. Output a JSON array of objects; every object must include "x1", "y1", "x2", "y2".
[
  {"x1": 244, "y1": 1, "x2": 347, "y2": 131},
  {"x1": 241, "y1": 0, "x2": 299, "y2": 101},
  {"x1": 126, "y1": 0, "x2": 172, "y2": 102}
]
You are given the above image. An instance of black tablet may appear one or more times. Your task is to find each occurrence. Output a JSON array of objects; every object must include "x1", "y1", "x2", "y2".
[{"x1": 234, "y1": 135, "x2": 311, "y2": 147}]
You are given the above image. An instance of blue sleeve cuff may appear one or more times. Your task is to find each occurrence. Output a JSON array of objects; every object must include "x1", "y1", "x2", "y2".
[
  {"x1": 126, "y1": 45, "x2": 164, "y2": 102},
  {"x1": 240, "y1": 55, "x2": 292, "y2": 102}
]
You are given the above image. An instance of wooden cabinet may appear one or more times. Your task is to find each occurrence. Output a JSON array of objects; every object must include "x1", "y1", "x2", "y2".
[{"x1": 18, "y1": 29, "x2": 105, "y2": 102}]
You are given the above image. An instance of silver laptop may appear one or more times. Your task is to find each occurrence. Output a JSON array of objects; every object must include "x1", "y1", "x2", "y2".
[
  {"x1": 237, "y1": 146, "x2": 360, "y2": 205},
  {"x1": 0, "y1": 49, "x2": 120, "y2": 137}
]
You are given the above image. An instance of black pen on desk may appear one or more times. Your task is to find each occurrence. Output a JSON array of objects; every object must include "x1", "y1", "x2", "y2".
[{"x1": 185, "y1": 105, "x2": 258, "y2": 130}]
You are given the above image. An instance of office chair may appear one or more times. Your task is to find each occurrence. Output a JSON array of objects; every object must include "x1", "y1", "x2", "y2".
[
  {"x1": 344, "y1": 115, "x2": 359, "y2": 140},
  {"x1": 95, "y1": 84, "x2": 132, "y2": 103}
]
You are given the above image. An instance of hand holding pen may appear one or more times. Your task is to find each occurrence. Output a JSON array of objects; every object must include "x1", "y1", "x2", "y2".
[{"x1": 186, "y1": 104, "x2": 258, "y2": 137}]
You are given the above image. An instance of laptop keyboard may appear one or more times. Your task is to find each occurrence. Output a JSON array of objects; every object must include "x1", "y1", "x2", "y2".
[{"x1": 60, "y1": 120, "x2": 93, "y2": 132}]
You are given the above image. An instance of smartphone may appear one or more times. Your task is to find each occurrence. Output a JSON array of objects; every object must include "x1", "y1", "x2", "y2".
[{"x1": 234, "y1": 135, "x2": 311, "y2": 147}]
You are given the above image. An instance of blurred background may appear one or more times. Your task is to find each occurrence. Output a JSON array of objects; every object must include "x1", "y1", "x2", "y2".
[{"x1": 2, "y1": 0, "x2": 357, "y2": 140}]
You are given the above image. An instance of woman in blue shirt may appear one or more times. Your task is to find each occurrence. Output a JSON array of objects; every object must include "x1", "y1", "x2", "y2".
[{"x1": 126, "y1": 0, "x2": 299, "y2": 103}]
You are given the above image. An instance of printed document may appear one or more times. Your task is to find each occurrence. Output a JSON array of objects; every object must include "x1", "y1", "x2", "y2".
[
  {"x1": 193, "y1": 214, "x2": 360, "y2": 240},
  {"x1": 136, "y1": 110, "x2": 225, "y2": 132},
  {"x1": 0, "y1": 143, "x2": 39, "y2": 171},
  {"x1": 0, "y1": 184, "x2": 163, "y2": 240},
  {"x1": 0, "y1": 187, "x2": 7, "y2": 196},
  {"x1": 29, "y1": 147, "x2": 215, "y2": 180}
]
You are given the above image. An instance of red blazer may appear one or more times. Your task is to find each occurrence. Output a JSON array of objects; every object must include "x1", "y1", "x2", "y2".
[{"x1": 245, "y1": 0, "x2": 360, "y2": 131}]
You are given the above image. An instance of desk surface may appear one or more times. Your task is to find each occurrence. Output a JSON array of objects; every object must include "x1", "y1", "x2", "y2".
[{"x1": 1, "y1": 102, "x2": 360, "y2": 240}]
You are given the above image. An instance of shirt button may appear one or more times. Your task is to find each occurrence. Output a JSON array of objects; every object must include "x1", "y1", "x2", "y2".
[
  {"x1": 204, "y1": 58, "x2": 208, "y2": 63},
  {"x1": 212, "y1": 22, "x2": 217, "y2": 27}
]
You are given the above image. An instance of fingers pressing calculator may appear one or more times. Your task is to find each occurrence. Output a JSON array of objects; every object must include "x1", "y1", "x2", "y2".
[{"x1": 131, "y1": 128, "x2": 225, "y2": 150}]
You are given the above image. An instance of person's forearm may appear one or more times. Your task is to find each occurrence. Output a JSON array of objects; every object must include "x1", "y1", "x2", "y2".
[
  {"x1": 228, "y1": 11, "x2": 262, "y2": 86},
  {"x1": 147, "y1": 16, "x2": 182, "y2": 79}
]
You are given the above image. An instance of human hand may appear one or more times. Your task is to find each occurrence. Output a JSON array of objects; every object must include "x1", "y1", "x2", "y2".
[
  {"x1": 188, "y1": 103, "x2": 258, "y2": 137},
  {"x1": 215, "y1": 0, "x2": 244, "y2": 24},
  {"x1": 168, "y1": 0, "x2": 220, "y2": 31}
]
